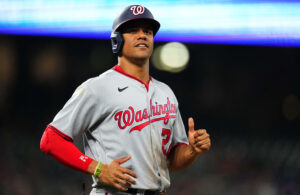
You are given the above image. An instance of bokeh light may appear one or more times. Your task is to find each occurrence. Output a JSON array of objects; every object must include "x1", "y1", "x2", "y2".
[{"x1": 152, "y1": 42, "x2": 189, "y2": 73}]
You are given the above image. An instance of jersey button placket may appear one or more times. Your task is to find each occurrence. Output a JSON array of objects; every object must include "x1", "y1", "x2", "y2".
[{"x1": 147, "y1": 84, "x2": 163, "y2": 189}]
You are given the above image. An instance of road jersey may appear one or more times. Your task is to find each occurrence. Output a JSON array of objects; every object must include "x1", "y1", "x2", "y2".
[{"x1": 50, "y1": 65, "x2": 189, "y2": 190}]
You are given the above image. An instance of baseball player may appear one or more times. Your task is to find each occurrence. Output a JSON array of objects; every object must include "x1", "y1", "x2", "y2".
[{"x1": 40, "y1": 5, "x2": 211, "y2": 195}]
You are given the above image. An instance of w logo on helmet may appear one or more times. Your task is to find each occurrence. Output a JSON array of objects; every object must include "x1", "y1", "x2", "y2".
[{"x1": 130, "y1": 5, "x2": 145, "y2": 15}]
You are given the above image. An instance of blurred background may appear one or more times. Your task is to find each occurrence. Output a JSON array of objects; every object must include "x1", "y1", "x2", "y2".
[{"x1": 0, "y1": 0, "x2": 300, "y2": 195}]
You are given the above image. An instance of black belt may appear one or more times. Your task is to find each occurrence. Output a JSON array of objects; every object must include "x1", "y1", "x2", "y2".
[{"x1": 126, "y1": 188, "x2": 166, "y2": 195}]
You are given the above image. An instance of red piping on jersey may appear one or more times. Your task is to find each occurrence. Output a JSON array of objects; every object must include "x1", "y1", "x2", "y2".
[
  {"x1": 172, "y1": 142, "x2": 188, "y2": 149},
  {"x1": 48, "y1": 124, "x2": 73, "y2": 142},
  {"x1": 112, "y1": 65, "x2": 152, "y2": 91}
]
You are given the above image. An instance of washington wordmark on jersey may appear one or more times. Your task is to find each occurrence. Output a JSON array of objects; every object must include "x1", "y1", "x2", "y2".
[{"x1": 50, "y1": 65, "x2": 188, "y2": 191}]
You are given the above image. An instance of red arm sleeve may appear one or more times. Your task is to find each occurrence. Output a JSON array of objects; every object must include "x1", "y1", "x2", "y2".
[{"x1": 40, "y1": 125, "x2": 94, "y2": 173}]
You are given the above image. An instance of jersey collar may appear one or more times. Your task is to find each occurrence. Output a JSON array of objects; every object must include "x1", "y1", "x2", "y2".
[{"x1": 112, "y1": 65, "x2": 152, "y2": 91}]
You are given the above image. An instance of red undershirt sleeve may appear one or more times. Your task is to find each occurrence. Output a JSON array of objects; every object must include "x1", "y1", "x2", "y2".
[{"x1": 40, "y1": 125, "x2": 94, "y2": 173}]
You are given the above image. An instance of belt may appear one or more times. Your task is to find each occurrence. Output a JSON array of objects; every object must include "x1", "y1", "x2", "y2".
[{"x1": 126, "y1": 188, "x2": 166, "y2": 195}]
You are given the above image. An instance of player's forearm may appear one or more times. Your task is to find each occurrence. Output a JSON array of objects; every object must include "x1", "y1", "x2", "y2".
[
  {"x1": 40, "y1": 126, "x2": 94, "y2": 173},
  {"x1": 167, "y1": 144, "x2": 199, "y2": 171}
]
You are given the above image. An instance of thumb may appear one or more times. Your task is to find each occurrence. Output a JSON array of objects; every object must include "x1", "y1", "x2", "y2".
[
  {"x1": 116, "y1": 156, "x2": 131, "y2": 164},
  {"x1": 188, "y1": 117, "x2": 195, "y2": 133}
]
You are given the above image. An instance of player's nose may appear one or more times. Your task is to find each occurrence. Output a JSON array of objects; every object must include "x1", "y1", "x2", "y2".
[{"x1": 137, "y1": 28, "x2": 147, "y2": 39}]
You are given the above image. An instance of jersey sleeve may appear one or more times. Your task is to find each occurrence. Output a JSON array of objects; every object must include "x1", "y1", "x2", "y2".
[
  {"x1": 171, "y1": 106, "x2": 189, "y2": 148},
  {"x1": 50, "y1": 83, "x2": 98, "y2": 139}
]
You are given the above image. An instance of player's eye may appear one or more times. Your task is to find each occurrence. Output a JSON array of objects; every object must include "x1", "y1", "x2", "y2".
[
  {"x1": 129, "y1": 28, "x2": 139, "y2": 33},
  {"x1": 144, "y1": 29, "x2": 153, "y2": 35},
  {"x1": 123, "y1": 27, "x2": 138, "y2": 34}
]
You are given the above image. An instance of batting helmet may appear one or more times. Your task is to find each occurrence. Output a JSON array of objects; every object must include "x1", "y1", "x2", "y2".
[{"x1": 111, "y1": 5, "x2": 160, "y2": 54}]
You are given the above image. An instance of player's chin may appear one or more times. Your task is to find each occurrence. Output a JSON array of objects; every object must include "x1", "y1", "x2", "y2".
[
  {"x1": 133, "y1": 53, "x2": 151, "y2": 61},
  {"x1": 135, "y1": 48, "x2": 152, "y2": 56}
]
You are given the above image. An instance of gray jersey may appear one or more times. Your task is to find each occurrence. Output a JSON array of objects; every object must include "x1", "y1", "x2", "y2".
[{"x1": 50, "y1": 65, "x2": 188, "y2": 190}]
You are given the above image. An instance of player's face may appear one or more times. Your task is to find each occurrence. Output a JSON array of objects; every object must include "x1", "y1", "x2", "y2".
[{"x1": 121, "y1": 21, "x2": 154, "y2": 62}]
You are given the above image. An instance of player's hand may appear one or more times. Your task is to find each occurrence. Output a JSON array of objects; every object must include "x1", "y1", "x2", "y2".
[
  {"x1": 98, "y1": 156, "x2": 137, "y2": 191},
  {"x1": 188, "y1": 117, "x2": 211, "y2": 154}
]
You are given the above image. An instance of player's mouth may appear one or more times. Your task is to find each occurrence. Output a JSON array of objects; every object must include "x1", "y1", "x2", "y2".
[{"x1": 135, "y1": 43, "x2": 149, "y2": 48}]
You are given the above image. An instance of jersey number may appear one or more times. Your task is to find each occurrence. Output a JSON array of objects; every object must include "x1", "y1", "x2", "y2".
[{"x1": 161, "y1": 128, "x2": 171, "y2": 156}]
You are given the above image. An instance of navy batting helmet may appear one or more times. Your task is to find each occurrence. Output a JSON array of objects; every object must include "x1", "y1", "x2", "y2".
[{"x1": 111, "y1": 5, "x2": 160, "y2": 54}]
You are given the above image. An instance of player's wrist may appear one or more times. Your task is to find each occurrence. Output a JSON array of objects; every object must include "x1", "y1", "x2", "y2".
[
  {"x1": 87, "y1": 160, "x2": 99, "y2": 175},
  {"x1": 93, "y1": 161, "x2": 103, "y2": 178},
  {"x1": 189, "y1": 144, "x2": 201, "y2": 156}
]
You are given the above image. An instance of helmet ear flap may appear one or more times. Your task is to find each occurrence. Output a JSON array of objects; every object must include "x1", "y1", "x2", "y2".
[{"x1": 111, "y1": 31, "x2": 124, "y2": 55}]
